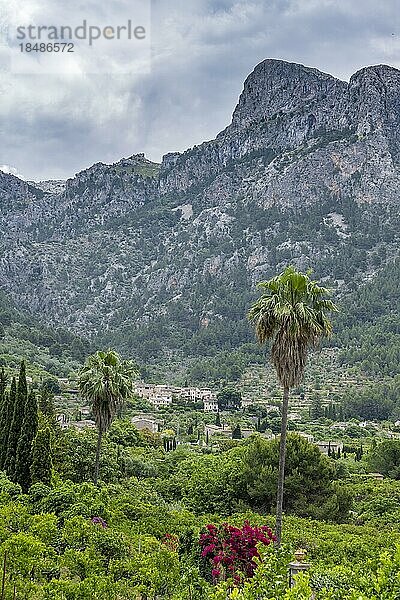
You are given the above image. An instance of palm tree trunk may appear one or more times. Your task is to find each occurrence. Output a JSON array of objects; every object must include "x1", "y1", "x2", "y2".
[
  {"x1": 94, "y1": 429, "x2": 103, "y2": 486},
  {"x1": 275, "y1": 386, "x2": 290, "y2": 547}
]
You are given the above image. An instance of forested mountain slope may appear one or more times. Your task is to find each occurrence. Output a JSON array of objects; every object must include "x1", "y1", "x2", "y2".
[
  {"x1": 0, "y1": 60, "x2": 399, "y2": 371},
  {"x1": 0, "y1": 291, "x2": 90, "y2": 376}
]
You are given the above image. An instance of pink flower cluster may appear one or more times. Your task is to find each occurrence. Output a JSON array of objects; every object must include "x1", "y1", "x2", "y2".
[{"x1": 199, "y1": 521, "x2": 276, "y2": 585}]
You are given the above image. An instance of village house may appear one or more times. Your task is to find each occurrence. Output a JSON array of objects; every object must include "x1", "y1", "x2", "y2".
[
  {"x1": 131, "y1": 414, "x2": 163, "y2": 434},
  {"x1": 134, "y1": 382, "x2": 154, "y2": 399},
  {"x1": 149, "y1": 395, "x2": 173, "y2": 409},
  {"x1": 134, "y1": 381, "x2": 216, "y2": 405},
  {"x1": 204, "y1": 399, "x2": 219, "y2": 412},
  {"x1": 316, "y1": 441, "x2": 344, "y2": 455}
]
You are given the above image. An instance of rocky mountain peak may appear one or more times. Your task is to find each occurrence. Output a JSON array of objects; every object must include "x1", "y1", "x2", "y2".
[
  {"x1": 350, "y1": 63, "x2": 400, "y2": 86},
  {"x1": 348, "y1": 64, "x2": 400, "y2": 161},
  {"x1": 231, "y1": 59, "x2": 347, "y2": 130}
]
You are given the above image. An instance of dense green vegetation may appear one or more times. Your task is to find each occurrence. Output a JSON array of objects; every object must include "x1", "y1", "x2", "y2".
[
  {"x1": 0, "y1": 260, "x2": 399, "y2": 597},
  {"x1": 0, "y1": 257, "x2": 399, "y2": 393},
  {"x1": 0, "y1": 350, "x2": 399, "y2": 598},
  {"x1": 336, "y1": 258, "x2": 400, "y2": 376},
  {"x1": 0, "y1": 403, "x2": 400, "y2": 598},
  {"x1": 0, "y1": 291, "x2": 91, "y2": 378}
]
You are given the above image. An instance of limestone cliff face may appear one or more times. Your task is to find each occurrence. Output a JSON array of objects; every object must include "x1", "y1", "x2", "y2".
[
  {"x1": 1, "y1": 60, "x2": 399, "y2": 354},
  {"x1": 231, "y1": 59, "x2": 347, "y2": 133}
]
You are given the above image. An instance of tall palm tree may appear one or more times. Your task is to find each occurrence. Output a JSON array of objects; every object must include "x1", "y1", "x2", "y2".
[
  {"x1": 248, "y1": 266, "x2": 337, "y2": 546},
  {"x1": 78, "y1": 350, "x2": 138, "y2": 485}
]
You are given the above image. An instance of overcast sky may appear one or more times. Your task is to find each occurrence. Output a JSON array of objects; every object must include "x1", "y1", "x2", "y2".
[{"x1": 1, "y1": 0, "x2": 400, "y2": 181}]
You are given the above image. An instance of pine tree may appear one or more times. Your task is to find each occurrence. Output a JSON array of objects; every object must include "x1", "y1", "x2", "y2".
[
  {"x1": 4, "y1": 362, "x2": 28, "y2": 478},
  {"x1": 15, "y1": 391, "x2": 38, "y2": 492},
  {"x1": 0, "y1": 377, "x2": 16, "y2": 470},
  {"x1": 31, "y1": 427, "x2": 53, "y2": 486}
]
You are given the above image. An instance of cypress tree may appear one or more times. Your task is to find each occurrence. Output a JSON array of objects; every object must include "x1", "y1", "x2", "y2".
[
  {"x1": 232, "y1": 424, "x2": 242, "y2": 439},
  {"x1": 0, "y1": 369, "x2": 8, "y2": 454},
  {"x1": 215, "y1": 412, "x2": 221, "y2": 427},
  {"x1": 31, "y1": 427, "x2": 53, "y2": 487},
  {"x1": 38, "y1": 389, "x2": 57, "y2": 428},
  {"x1": 0, "y1": 368, "x2": 7, "y2": 399},
  {"x1": 4, "y1": 361, "x2": 28, "y2": 479},
  {"x1": 0, "y1": 377, "x2": 16, "y2": 470},
  {"x1": 15, "y1": 391, "x2": 38, "y2": 492}
]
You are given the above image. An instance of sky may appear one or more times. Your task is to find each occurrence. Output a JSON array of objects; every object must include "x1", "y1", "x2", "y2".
[{"x1": 1, "y1": 0, "x2": 400, "y2": 181}]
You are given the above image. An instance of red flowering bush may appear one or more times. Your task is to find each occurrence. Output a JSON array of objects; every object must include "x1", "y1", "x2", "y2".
[{"x1": 199, "y1": 520, "x2": 276, "y2": 585}]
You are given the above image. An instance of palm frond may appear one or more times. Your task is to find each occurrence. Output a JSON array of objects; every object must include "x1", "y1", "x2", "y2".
[
  {"x1": 248, "y1": 266, "x2": 338, "y2": 387},
  {"x1": 78, "y1": 349, "x2": 139, "y2": 434}
]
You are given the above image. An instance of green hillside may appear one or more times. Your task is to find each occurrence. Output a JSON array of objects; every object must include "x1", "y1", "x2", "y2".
[{"x1": 0, "y1": 291, "x2": 90, "y2": 379}]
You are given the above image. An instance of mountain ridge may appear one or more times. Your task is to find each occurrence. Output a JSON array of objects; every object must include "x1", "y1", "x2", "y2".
[{"x1": 1, "y1": 59, "x2": 400, "y2": 366}]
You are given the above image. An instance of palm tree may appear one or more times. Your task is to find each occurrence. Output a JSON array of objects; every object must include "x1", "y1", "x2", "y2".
[
  {"x1": 78, "y1": 350, "x2": 138, "y2": 485},
  {"x1": 248, "y1": 266, "x2": 337, "y2": 546}
]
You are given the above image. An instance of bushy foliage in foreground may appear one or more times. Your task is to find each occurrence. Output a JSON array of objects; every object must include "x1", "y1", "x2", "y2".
[{"x1": 0, "y1": 471, "x2": 399, "y2": 599}]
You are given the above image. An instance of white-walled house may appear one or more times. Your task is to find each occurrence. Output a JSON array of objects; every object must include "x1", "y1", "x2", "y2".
[
  {"x1": 204, "y1": 399, "x2": 219, "y2": 412},
  {"x1": 149, "y1": 395, "x2": 173, "y2": 409}
]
